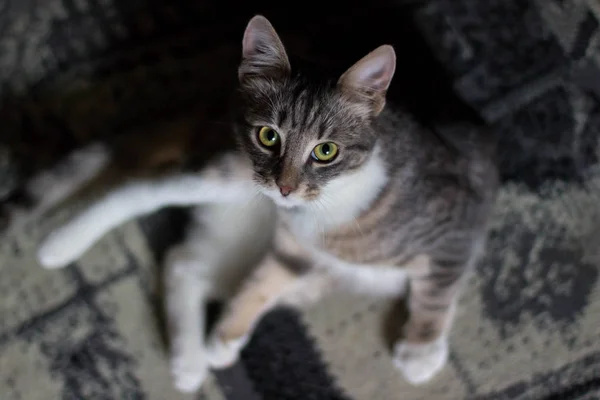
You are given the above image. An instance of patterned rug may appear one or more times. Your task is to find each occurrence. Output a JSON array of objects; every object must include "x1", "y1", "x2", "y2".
[{"x1": 1, "y1": 0, "x2": 600, "y2": 399}]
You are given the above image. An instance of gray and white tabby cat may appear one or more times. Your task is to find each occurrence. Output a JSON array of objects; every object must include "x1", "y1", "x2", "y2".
[{"x1": 27, "y1": 15, "x2": 498, "y2": 393}]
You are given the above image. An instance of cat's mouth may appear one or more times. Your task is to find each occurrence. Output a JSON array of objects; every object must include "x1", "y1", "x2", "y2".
[{"x1": 261, "y1": 187, "x2": 307, "y2": 209}]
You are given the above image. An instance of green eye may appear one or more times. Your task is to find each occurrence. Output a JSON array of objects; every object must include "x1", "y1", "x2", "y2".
[
  {"x1": 312, "y1": 142, "x2": 338, "y2": 162},
  {"x1": 258, "y1": 126, "x2": 279, "y2": 147}
]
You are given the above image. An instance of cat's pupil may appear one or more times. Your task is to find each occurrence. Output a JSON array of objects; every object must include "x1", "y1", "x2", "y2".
[
  {"x1": 321, "y1": 144, "x2": 331, "y2": 154},
  {"x1": 267, "y1": 130, "x2": 276, "y2": 141}
]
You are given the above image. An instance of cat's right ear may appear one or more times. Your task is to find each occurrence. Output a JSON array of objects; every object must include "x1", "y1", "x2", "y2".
[{"x1": 239, "y1": 16, "x2": 291, "y2": 83}]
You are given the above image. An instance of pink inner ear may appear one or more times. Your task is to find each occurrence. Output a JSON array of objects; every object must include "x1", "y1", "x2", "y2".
[
  {"x1": 359, "y1": 60, "x2": 391, "y2": 90},
  {"x1": 243, "y1": 25, "x2": 272, "y2": 59},
  {"x1": 240, "y1": 16, "x2": 290, "y2": 71},
  {"x1": 341, "y1": 46, "x2": 396, "y2": 93},
  {"x1": 242, "y1": 16, "x2": 273, "y2": 59},
  {"x1": 242, "y1": 29, "x2": 258, "y2": 58}
]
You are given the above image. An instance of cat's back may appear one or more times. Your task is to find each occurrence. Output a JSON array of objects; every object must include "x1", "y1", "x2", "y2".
[
  {"x1": 353, "y1": 106, "x2": 499, "y2": 257},
  {"x1": 377, "y1": 106, "x2": 499, "y2": 203}
]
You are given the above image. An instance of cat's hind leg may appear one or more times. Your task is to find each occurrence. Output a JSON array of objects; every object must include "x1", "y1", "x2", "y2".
[
  {"x1": 166, "y1": 201, "x2": 275, "y2": 393},
  {"x1": 205, "y1": 226, "x2": 329, "y2": 369},
  {"x1": 165, "y1": 242, "x2": 211, "y2": 393},
  {"x1": 393, "y1": 249, "x2": 479, "y2": 385},
  {"x1": 205, "y1": 253, "x2": 303, "y2": 369}
]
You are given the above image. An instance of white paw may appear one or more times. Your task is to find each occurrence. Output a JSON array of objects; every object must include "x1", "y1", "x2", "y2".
[
  {"x1": 205, "y1": 333, "x2": 249, "y2": 369},
  {"x1": 393, "y1": 338, "x2": 448, "y2": 385},
  {"x1": 170, "y1": 349, "x2": 209, "y2": 393},
  {"x1": 37, "y1": 229, "x2": 83, "y2": 269}
]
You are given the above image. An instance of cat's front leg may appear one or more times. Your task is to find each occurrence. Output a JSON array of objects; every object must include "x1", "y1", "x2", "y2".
[
  {"x1": 393, "y1": 254, "x2": 467, "y2": 385},
  {"x1": 205, "y1": 251, "x2": 308, "y2": 368}
]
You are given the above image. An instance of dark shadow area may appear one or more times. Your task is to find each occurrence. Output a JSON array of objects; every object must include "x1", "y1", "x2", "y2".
[
  {"x1": 1, "y1": 0, "x2": 598, "y2": 198},
  {"x1": 0, "y1": 0, "x2": 478, "y2": 200},
  {"x1": 381, "y1": 297, "x2": 411, "y2": 352}
]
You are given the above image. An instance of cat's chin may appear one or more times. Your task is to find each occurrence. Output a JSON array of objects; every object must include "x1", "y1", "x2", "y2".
[
  {"x1": 271, "y1": 196, "x2": 305, "y2": 209},
  {"x1": 275, "y1": 200, "x2": 302, "y2": 209}
]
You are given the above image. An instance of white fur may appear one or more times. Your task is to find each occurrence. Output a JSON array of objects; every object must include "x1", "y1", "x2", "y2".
[
  {"x1": 36, "y1": 143, "x2": 428, "y2": 393},
  {"x1": 172, "y1": 149, "x2": 398, "y2": 388},
  {"x1": 393, "y1": 337, "x2": 449, "y2": 385},
  {"x1": 393, "y1": 303, "x2": 456, "y2": 384},
  {"x1": 276, "y1": 147, "x2": 408, "y2": 297},
  {"x1": 265, "y1": 145, "x2": 389, "y2": 230},
  {"x1": 316, "y1": 145, "x2": 389, "y2": 227},
  {"x1": 169, "y1": 345, "x2": 207, "y2": 393},
  {"x1": 165, "y1": 200, "x2": 275, "y2": 392},
  {"x1": 37, "y1": 175, "x2": 257, "y2": 268},
  {"x1": 205, "y1": 334, "x2": 249, "y2": 370},
  {"x1": 319, "y1": 258, "x2": 407, "y2": 298}
]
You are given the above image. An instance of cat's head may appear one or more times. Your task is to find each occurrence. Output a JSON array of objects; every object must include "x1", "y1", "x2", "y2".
[{"x1": 236, "y1": 16, "x2": 396, "y2": 209}]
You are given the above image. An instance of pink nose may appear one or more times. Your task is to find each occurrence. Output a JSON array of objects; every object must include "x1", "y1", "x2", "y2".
[{"x1": 279, "y1": 186, "x2": 294, "y2": 197}]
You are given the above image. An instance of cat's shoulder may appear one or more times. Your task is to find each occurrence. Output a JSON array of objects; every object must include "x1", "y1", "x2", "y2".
[{"x1": 378, "y1": 106, "x2": 496, "y2": 166}]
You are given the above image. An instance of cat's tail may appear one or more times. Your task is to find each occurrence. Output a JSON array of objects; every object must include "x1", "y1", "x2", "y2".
[
  {"x1": 26, "y1": 143, "x2": 112, "y2": 214},
  {"x1": 36, "y1": 151, "x2": 257, "y2": 270},
  {"x1": 3, "y1": 115, "x2": 201, "y2": 235},
  {"x1": 2, "y1": 143, "x2": 112, "y2": 232}
]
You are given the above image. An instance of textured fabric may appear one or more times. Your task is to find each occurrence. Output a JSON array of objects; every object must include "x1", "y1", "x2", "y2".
[
  {"x1": 0, "y1": 209, "x2": 226, "y2": 399},
  {"x1": 301, "y1": 175, "x2": 600, "y2": 399},
  {"x1": 1, "y1": 0, "x2": 600, "y2": 399}
]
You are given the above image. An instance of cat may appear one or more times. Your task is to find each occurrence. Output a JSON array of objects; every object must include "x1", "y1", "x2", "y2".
[{"x1": 12, "y1": 15, "x2": 499, "y2": 393}]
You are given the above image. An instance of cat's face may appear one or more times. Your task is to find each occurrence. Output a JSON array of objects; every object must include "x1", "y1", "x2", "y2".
[
  {"x1": 236, "y1": 16, "x2": 396, "y2": 209},
  {"x1": 238, "y1": 79, "x2": 378, "y2": 208}
]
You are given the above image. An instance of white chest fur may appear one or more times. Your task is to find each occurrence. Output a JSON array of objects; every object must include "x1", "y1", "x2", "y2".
[
  {"x1": 275, "y1": 147, "x2": 407, "y2": 298},
  {"x1": 281, "y1": 209, "x2": 407, "y2": 298}
]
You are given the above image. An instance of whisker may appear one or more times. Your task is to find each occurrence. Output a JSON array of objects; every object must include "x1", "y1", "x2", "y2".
[
  {"x1": 309, "y1": 201, "x2": 327, "y2": 248},
  {"x1": 214, "y1": 184, "x2": 263, "y2": 225}
]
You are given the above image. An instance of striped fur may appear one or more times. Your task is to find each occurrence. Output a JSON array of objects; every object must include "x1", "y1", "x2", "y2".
[{"x1": 25, "y1": 15, "x2": 499, "y2": 392}]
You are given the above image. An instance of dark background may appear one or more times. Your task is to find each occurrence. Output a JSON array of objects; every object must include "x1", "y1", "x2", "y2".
[{"x1": 1, "y1": 0, "x2": 598, "y2": 197}]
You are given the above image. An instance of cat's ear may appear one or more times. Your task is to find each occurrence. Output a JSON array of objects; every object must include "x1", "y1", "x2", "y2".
[
  {"x1": 239, "y1": 15, "x2": 291, "y2": 83},
  {"x1": 338, "y1": 45, "x2": 396, "y2": 115}
]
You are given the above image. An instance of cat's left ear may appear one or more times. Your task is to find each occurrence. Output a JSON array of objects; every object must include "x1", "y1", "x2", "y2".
[
  {"x1": 338, "y1": 45, "x2": 396, "y2": 116},
  {"x1": 239, "y1": 15, "x2": 291, "y2": 83}
]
